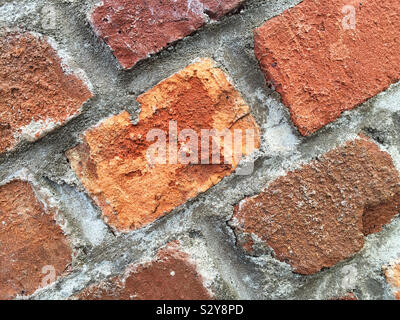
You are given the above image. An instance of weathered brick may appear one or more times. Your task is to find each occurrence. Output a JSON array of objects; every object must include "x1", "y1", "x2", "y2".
[
  {"x1": 67, "y1": 58, "x2": 259, "y2": 232},
  {"x1": 384, "y1": 259, "x2": 400, "y2": 300},
  {"x1": 0, "y1": 32, "x2": 92, "y2": 154},
  {"x1": 0, "y1": 180, "x2": 72, "y2": 299},
  {"x1": 201, "y1": 0, "x2": 246, "y2": 19},
  {"x1": 90, "y1": 0, "x2": 246, "y2": 69},
  {"x1": 231, "y1": 136, "x2": 400, "y2": 275},
  {"x1": 76, "y1": 242, "x2": 212, "y2": 300},
  {"x1": 254, "y1": 0, "x2": 400, "y2": 135}
]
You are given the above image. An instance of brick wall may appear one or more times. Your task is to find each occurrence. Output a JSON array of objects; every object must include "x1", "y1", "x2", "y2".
[{"x1": 1, "y1": 0, "x2": 400, "y2": 300}]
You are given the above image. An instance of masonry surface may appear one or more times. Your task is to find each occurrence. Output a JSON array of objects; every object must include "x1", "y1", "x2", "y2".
[{"x1": 1, "y1": 0, "x2": 400, "y2": 300}]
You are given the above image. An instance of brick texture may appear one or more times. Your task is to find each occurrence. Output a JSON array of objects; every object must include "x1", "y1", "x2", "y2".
[
  {"x1": 0, "y1": 180, "x2": 72, "y2": 299},
  {"x1": 0, "y1": 32, "x2": 92, "y2": 154},
  {"x1": 3, "y1": 0, "x2": 400, "y2": 301},
  {"x1": 254, "y1": 0, "x2": 400, "y2": 135},
  {"x1": 67, "y1": 58, "x2": 259, "y2": 232},
  {"x1": 76, "y1": 242, "x2": 212, "y2": 300},
  {"x1": 231, "y1": 136, "x2": 400, "y2": 275},
  {"x1": 90, "y1": 0, "x2": 246, "y2": 69},
  {"x1": 384, "y1": 259, "x2": 400, "y2": 300}
]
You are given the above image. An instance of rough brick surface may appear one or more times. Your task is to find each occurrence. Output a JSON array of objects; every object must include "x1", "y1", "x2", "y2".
[
  {"x1": 4, "y1": 0, "x2": 400, "y2": 301},
  {"x1": 0, "y1": 180, "x2": 72, "y2": 299},
  {"x1": 384, "y1": 259, "x2": 400, "y2": 300},
  {"x1": 0, "y1": 32, "x2": 92, "y2": 153},
  {"x1": 201, "y1": 0, "x2": 246, "y2": 19},
  {"x1": 76, "y1": 242, "x2": 212, "y2": 300},
  {"x1": 67, "y1": 59, "x2": 259, "y2": 232},
  {"x1": 90, "y1": 0, "x2": 246, "y2": 69},
  {"x1": 254, "y1": 0, "x2": 400, "y2": 135},
  {"x1": 231, "y1": 137, "x2": 400, "y2": 275}
]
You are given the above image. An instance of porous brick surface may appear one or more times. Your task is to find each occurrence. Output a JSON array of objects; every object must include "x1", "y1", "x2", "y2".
[
  {"x1": 0, "y1": 180, "x2": 72, "y2": 300},
  {"x1": 0, "y1": 32, "x2": 92, "y2": 153},
  {"x1": 90, "y1": 0, "x2": 246, "y2": 69},
  {"x1": 2, "y1": 0, "x2": 400, "y2": 301},
  {"x1": 330, "y1": 293, "x2": 358, "y2": 300},
  {"x1": 75, "y1": 242, "x2": 212, "y2": 300},
  {"x1": 67, "y1": 59, "x2": 259, "y2": 232},
  {"x1": 254, "y1": 0, "x2": 400, "y2": 135},
  {"x1": 384, "y1": 259, "x2": 400, "y2": 300},
  {"x1": 231, "y1": 137, "x2": 400, "y2": 274}
]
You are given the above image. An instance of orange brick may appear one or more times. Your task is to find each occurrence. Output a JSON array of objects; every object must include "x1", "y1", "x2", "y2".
[
  {"x1": 0, "y1": 32, "x2": 92, "y2": 153},
  {"x1": 384, "y1": 259, "x2": 400, "y2": 300},
  {"x1": 67, "y1": 59, "x2": 260, "y2": 232},
  {"x1": 231, "y1": 136, "x2": 400, "y2": 274},
  {"x1": 0, "y1": 180, "x2": 72, "y2": 299},
  {"x1": 254, "y1": 0, "x2": 400, "y2": 135},
  {"x1": 90, "y1": 0, "x2": 246, "y2": 69},
  {"x1": 75, "y1": 242, "x2": 213, "y2": 300}
]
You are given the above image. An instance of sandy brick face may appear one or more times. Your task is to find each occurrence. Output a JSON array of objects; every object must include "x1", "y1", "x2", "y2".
[
  {"x1": 90, "y1": 0, "x2": 246, "y2": 69},
  {"x1": 76, "y1": 242, "x2": 212, "y2": 300},
  {"x1": 231, "y1": 136, "x2": 400, "y2": 275},
  {"x1": 0, "y1": 180, "x2": 72, "y2": 300},
  {"x1": 67, "y1": 59, "x2": 259, "y2": 232},
  {"x1": 0, "y1": 32, "x2": 92, "y2": 154},
  {"x1": 200, "y1": 0, "x2": 246, "y2": 19},
  {"x1": 254, "y1": 0, "x2": 400, "y2": 135}
]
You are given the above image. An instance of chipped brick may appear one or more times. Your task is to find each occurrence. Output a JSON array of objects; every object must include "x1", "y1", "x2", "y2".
[
  {"x1": 0, "y1": 180, "x2": 72, "y2": 299},
  {"x1": 0, "y1": 32, "x2": 92, "y2": 154},
  {"x1": 384, "y1": 259, "x2": 400, "y2": 300},
  {"x1": 201, "y1": 0, "x2": 246, "y2": 19},
  {"x1": 75, "y1": 242, "x2": 212, "y2": 300},
  {"x1": 231, "y1": 137, "x2": 400, "y2": 275},
  {"x1": 254, "y1": 0, "x2": 400, "y2": 135},
  {"x1": 67, "y1": 59, "x2": 259, "y2": 232},
  {"x1": 90, "y1": 0, "x2": 246, "y2": 69}
]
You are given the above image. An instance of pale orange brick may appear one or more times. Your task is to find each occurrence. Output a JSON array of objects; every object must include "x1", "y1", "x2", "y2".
[
  {"x1": 254, "y1": 0, "x2": 400, "y2": 135},
  {"x1": 384, "y1": 259, "x2": 400, "y2": 300}
]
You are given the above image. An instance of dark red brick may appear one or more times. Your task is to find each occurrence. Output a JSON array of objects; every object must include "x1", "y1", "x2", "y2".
[{"x1": 75, "y1": 242, "x2": 213, "y2": 300}]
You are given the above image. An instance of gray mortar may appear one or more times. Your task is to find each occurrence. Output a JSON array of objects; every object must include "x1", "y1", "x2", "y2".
[{"x1": 1, "y1": 0, "x2": 400, "y2": 300}]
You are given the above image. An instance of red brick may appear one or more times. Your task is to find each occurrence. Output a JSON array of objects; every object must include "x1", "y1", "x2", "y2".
[
  {"x1": 201, "y1": 0, "x2": 246, "y2": 19},
  {"x1": 384, "y1": 259, "x2": 400, "y2": 300},
  {"x1": 231, "y1": 136, "x2": 400, "y2": 275},
  {"x1": 0, "y1": 180, "x2": 72, "y2": 299},
  {"x1": 75, "y1": 242, "x2": 213, "y2": 300},
  {"x1": 0, "y1": 32, "x2": 92, "y2": 153},
  {"x1": 90, "y1": 0, "x2": 246, "y2": 69},
  {"x1": 254, "y1": 0, "x2": 400, "y2": 136},
  {"x1": 67, "y1": 59, "x2": 260, "y2": 232}
]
